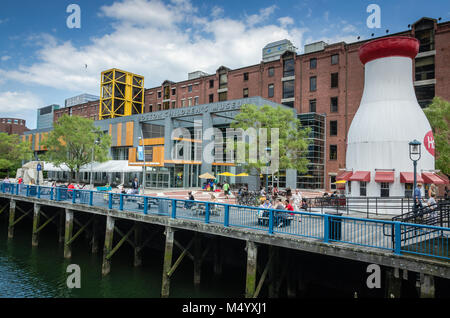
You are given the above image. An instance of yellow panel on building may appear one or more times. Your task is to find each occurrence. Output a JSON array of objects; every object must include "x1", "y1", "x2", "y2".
[{"x1": 99, "y1": 68, "x2": 144, "y2": 120}]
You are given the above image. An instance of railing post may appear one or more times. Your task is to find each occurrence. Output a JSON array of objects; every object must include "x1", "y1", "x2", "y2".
[
  {"x1": 171, "y1": 199, "x2": 176, "y2": 218},
  {"x1": 16, "y1": 184, "x2": 19, "y2": 195},
  {"x1": 56, "y1": 187, "x2": 61, "y2": 201},
  {"x1": 89, "y1": 191, "x2": 93, "y2": 206},
  {"x1": 1, "y1": 183, "x2": 4, "y2": 193},
  {"x1": 119, "y1": 194, "x2": 124, "y2": 211},
  {"x1": 323, "y1": 214, "x2": 330, "y2": 243},
  {"x1": 375, "y1": 197, "x2": 378, "y2": 215},
  {"x1": 224, "y1": 205, "x2": 230, "y2": 227},
  {"x1": 143, "y1": 197, "x2": 148, "y2": 215},
  {"x1": 72, "y1": 190, "x2": 76, "y2": 204},
  {"x1": 108, "y1": 193, "x2": 113, "y2": 209},
  {"x1": 26, "y1": 185, "x2": 29, "y2": 197},
  {"x1": 50, "y1": 188, "x2": 54, "y2": 200},
  {"x1": 205, "y1": 203, "x2": 210, "y2": 224},
  {"x1": 268, "y1": 209, "x2": 274, "y2": 234},
  {"x1": 393, "y1": 221, "x2": 402, "y2": 255},
  {"x1": 37, "y1": 186, "x2": 41, "y2": 199}
]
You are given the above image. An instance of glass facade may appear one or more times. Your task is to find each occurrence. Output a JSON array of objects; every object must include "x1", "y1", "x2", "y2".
[{"x1": 296, "y1": 113, "x2": 325, "y2": 189}]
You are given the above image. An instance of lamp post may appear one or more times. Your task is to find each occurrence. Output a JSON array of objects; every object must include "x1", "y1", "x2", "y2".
[
  {"x1": 138, "y1": 136, "x2": 146, "y2": 193},
  {"x1": 409, "y1": 140, "x2": 421, "y2": 213},
  {"x1": 265, "y1": 147, "x2": 271, "y2": 199}
]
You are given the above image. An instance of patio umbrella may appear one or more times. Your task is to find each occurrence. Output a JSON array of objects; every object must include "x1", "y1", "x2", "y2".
[
  {"x1": 335, "y1": 180, "x2": 346, "y2": 184},
  {"x1": 235, "y1": 172, "x2": 249, "y2": 177},
  {"x1": 218, "y1": 172, "x2": 235, "y2": 176},
  {"x1": 199, "y1": 172, "x2": 215, "y2": 179}
]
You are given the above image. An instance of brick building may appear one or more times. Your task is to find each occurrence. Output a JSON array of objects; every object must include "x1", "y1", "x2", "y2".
[
  {"x1": 48, "y1": 17, "x2": 450, "y2": 191},
  {"x1": 0, "y1": 118, "x2": 29, "y2": 135}
]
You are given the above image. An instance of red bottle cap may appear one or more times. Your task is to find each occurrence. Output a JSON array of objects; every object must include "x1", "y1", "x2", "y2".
[{"x1": 359, "y1": 36, "x2": 419, "y2": 64}]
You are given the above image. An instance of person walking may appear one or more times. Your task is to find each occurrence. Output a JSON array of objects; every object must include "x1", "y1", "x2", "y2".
[
  {"x1": 132, "y1": 177, "x2": 139, "y2": 195},
  {"x1": 223, "y1": 181, "x2": 230, "y2": 199},
  {"x1": 414, "y1": 183, "x2": 424, "y2": 211},
  {"x1": 292, "y1": 189, "x2": 302, "y2": 211}
]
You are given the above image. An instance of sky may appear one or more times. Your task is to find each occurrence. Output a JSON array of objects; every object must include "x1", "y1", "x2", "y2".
[{"x1": 0, "y1": 0, "x2": 449, "y2": 129}]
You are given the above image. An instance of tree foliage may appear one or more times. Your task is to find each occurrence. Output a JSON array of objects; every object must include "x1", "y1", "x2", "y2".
[
  {"x1": 0, "y1": 133, "x2": 33, "y2": 176},
  {"x1": 230, "y1": 104, "x2": 311, "y2": 175},
  {"x1": 423, "y1": 96, "x2": 450, "y2": 176},
  {"x1": 42, "y1": 115, "x2": 111, "y2": 181}
]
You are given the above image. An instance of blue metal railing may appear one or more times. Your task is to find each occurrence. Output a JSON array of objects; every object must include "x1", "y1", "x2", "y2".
[{"x1": 1, "y1": 182, "x2": 449, "y2": 261}]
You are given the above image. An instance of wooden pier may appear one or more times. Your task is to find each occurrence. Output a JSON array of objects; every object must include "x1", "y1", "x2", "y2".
[{"x1": 1, "y1": 191, "x2": 449, "y2": 298}]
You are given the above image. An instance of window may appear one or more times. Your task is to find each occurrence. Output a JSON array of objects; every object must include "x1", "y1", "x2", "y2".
[
  {"x1": 405, "y1": 183, "x2": 413, "y2": 198},
  {"x1": 283, "y1": 58, "x2": 295, "y2": 77},
  {"x1": 243, "y1": 72, "x2": 249, "y2": 81},
  {"x1": 331, "y1": 54, "x2": 339, "y2": 65},
  {"x1": 243, "y1": 88, "x2": 249, "y2": 98},
  {"x1": 348, "y1": 181, "x2": 352, "y2": 195},
  {"x1": 218, "y1": 92, "x2": 227, "y2": 101},
  {"x1": 381, "y1": 182, "x2": 390, "y2": 197},
  {"x1": 330, "y1": 97, "x2": 338, "y2": 112},
  {"x1": 415, "y1": 56, "x2": 435, "y2": 81},
  {"x1": 172, "y1": 88, "x2": 176, "y2": 95},
  {"x1": 309, "y1": 99, "x2": 316, "y2": 112},
  {"x1": 172, "y1": 101, "x2": 176, "y2": 108},
  {"x1": 282, "y1": 80, "x2": 294, "y2": 99},
  {"x1": 360, "y1": 182, "x2": 367, "y2": 197},
  {"x1": 194, "y1": 97, "x2": 199, "y2": 105},
  {"x1": 310, "y1": 58, "x2": 317, "y2": 69},
  {"x1": 219, "y1": 73, "x2": 228, "y2": 89},
  {"x1": 268, "y1": 84, "x2": 274, "y2": 98},
  {"x1": 268, "y1": 67, "x2": 274, "y2": 77},
  {"x1": 310, "y1": 76, "x2": 317, "y2": 91},
  {"x1": 181, "y1": 99, "x2": 186, "y2": 107},
  {"x1": 331, "y1": 72, "x2": 339, "y2": 88},
  {"x1": 282, "y1": 101, "x2": 294, "y2": 108},
  {"x1": 188, "y1": 85, "x2": 192, "y2": 92},
  {"x1": 329, "y1": 145, "x2": 337, "y2": 160},
  {"x1": 415, "y1": 84, "x2": 435, "y2": 108},
  {"x1": 157, "y1": 103, "x2": 162, "y2": 111},
  {"x1": 209, "y1": 94, "x2": 214, "y2": 103},
  {"x1": 330, "y1": 120, "x2": 337, "y2": 136},
  {"x1": 209, "y1": 80, "x2": 214, "y2": 88},
  {"x1": 330, "y1": 176, "x2": 336, "y2": 190},
  {"x1": 188, "y1": 98, "x2": 192, "y2": 106},
  {"x1": 157, "y1": 91, "x2": 161, "y2": 98}
]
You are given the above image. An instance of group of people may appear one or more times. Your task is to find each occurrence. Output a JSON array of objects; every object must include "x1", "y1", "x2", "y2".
[{"x1": 414, "y1": 183, "x2": 438, "y2": 216}]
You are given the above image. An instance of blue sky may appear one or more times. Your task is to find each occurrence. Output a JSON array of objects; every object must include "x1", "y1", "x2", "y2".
[{"x1": 0, "y1": 0, "x2": 449, "y2": 129}]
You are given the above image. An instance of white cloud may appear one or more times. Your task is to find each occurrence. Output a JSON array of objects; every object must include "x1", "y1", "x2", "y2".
[
  {"x1": 278, "y1": 16, "x2": 294, "y2": 28},
  {"x1": 211, "y1": 6, "x2": 224, "y2": 18},
  {"x1": 0, "y1": 0, "x2": 307, "y2": 92},
  {"x1": 1, "y1": 56, "x2": 11, "y2": 61},
  {"x1": 0, "y1": 91, "x2": 43, "y2": 128}
]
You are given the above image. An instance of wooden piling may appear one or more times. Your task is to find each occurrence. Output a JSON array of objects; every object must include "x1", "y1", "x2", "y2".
[
  {"x1": 7, "y1": 200, "x2": 16, "y2": 239},
  {"x1": 102, "y1": 215, "x2": 115, "y2": 276},
  {"x1": 91, "y1": 216, "x2": 99, "y2": 254},
  {"x1": 161, "y1": 226, "x2": 175, "y2": 298},
  {"x1": 32, "y1": 203, "x2": 41, "y2": 247},
  {"x1": 419, "y1": 273, "x2": 435, "y2": 298},
  {"x1": 213, "y1": 238, "x2": 222, "y2": 276},
  {"x1": 193, "y1": 233, "x2": 202, "y2": 286},
  {"x1": 386, "y1": 268, "x2": 402, "y2": 298},
  {"x1": 64, "y1": 209, "x2": 74, "y2": 259},
  {"x1": 245, "y1": 240, "x2": 258, "y2": 298},
  {"x1": 134, "y1": 223, "x2": 142, "y2": 267}
]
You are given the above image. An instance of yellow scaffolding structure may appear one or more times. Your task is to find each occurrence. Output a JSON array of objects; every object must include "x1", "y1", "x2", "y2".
[{"x1": 99, "y1": 68, "x2": 144, "y2": 120}]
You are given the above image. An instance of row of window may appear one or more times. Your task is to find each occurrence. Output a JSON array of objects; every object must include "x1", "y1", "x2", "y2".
[
  {"x1": 309, "y1": 54, "x2": 339, "y2": 69},
  {"x1": 309, "y1": 97, "x2": 339, "y2": 113},
  {"x1": 333, "y1": 180, "x2": 423, "y2": 198}
]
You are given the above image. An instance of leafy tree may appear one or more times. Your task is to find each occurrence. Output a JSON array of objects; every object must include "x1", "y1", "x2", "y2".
[
  {"x1": 42, "y1": 115, "x2": 111, "y2": 182},
  {"x1": 0, "y1": 133, "x2": 33, "y2": 177},
  {"x1": 230, "y1": 104, "x2": 310, "y2": 176},
  {"x1": 423, "y1": 96, "x2": 450, "y2": 176}
]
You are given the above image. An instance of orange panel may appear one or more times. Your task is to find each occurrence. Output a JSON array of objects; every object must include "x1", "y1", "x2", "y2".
[
  {"x1": 109, "y1": 124, "x2": 112, "y2": 136},
  {"x1": 125, "y1": 121, "x2": 134, "y2": 146},
  {"x1": 139, "y1": 137, "x2": 164, "y2": 146},
  {"x1": 116, "y1": 123, "x2": 122, "y2": 147},
  {"x1": 129, "y1": 147, "x2": 136, "y2": 163}
]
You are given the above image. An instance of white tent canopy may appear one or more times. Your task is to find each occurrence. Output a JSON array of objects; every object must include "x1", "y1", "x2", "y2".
[{"x1": 43, "y1": 160, "x2": 142, "y2": 173}]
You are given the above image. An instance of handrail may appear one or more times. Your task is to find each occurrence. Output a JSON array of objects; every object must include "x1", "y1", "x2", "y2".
[{"x1": 1, "y1": 182, "x2": 450, "y2": 261}]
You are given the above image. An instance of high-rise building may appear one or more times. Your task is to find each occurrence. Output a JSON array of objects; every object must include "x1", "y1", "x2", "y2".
[
  {"x1": 65, "y1": 94, "x2": 99, "y2": 108},
  {"x1": 37, "y1": 104, "x2": 60, "y2": 130}
]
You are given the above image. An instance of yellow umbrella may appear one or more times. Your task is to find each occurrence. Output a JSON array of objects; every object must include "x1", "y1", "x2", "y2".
[
  {"x1": 235, "y1": 172, "x2": 249, "y2": 177},
  {"x1": 335, "y1": 180, "x2": 346, "y2": 184},
  {"x1": 218, "y1": 172, "x2": 235, "y2": 176},
  {"x1": 199, "y1": 172, "x2": 215, "y2": 179}
]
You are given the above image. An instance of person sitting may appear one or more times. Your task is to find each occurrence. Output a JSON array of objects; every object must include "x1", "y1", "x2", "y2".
[
  {"x1": 426, "y1": 193, "x2": 438, "y2": 219},
  {"x1": 184, "y1": 191, "x2": 195, "y2": 209},
  {"x1": 301, "y1": 198, "x2": 309, "y2": 211},
  {"x1": 273, "y1": 199, "x2": 286, "y2": 228},
  {"x1": 258, "y1": 199, "x2": 272, "y2": 218}
]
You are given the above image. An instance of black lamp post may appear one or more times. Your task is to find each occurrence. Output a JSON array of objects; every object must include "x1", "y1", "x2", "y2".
[{"x1": 409, "y1": 140, "x2": 421, "y2": 212}]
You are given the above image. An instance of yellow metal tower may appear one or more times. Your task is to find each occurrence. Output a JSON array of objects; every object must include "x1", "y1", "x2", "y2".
[{"x1": 99, "y1": 68, "x2": 144, "y2": 119}]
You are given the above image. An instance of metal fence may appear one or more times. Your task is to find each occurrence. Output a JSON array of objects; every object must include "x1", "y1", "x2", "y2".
[{"x1": 1, "y1": 182, "x2": 449, "y2": 261}]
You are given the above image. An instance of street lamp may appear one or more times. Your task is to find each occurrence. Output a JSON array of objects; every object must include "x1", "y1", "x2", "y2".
[
  {"x1": 409, "y1": 139, "x2": 421, "y2": 213},
  {"x1": 265, "y1": 147, "x2": 271, "y2": 199}
]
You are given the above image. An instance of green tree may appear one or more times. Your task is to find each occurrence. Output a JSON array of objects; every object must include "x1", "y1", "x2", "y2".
[
  {"x1": 42, "y1": 115, "x2": 111, "y2": 182},
  {"x1": 423, "y1": 96, "x2": 450, "y2": 176},
  {"x1": 230, "y1": 104, "x2": 310, "y2": 175},
  {"x1": 0, "y1": 133, "x2": 33, "y2": 177}
]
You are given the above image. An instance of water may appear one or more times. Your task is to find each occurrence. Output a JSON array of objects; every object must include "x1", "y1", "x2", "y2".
[{"x1": 0, "y1": 219, "x2": 244, "y2": 298}]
